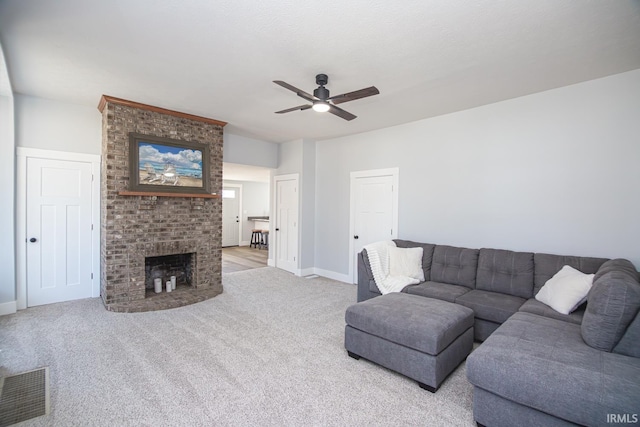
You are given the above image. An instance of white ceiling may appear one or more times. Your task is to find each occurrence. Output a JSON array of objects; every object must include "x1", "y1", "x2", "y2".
[{"x1": 0, "y1": 0, "x2": 639, "y2": 143}]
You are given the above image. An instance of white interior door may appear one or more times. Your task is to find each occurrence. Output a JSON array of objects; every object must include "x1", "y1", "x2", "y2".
[
  {"x1": 222, "y1": 186, "x2": 241, "y2": 247},
  {"x1": 350, "y1": 169, "x2": 399, "y2": 283},
  {"x1": 26, "y1": 157, "x2": 94, "y2": 306},
  {"x1": 274, "y1": 176, "x2": 299, "y2": 274}
]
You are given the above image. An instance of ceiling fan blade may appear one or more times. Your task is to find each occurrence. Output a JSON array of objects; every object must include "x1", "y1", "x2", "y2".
[
  {"x1": 328, "y1": 104, "x2": 357, "y2": 121},
  {"x1": 273, "y1": 80, "x2": 316, "y2": 102},
  {"x1": 275, "y1": 104, "x2": 312, "y2": 114},
  {"x1": 328, "y1": 86, "x2": 379, "y2": 105}
]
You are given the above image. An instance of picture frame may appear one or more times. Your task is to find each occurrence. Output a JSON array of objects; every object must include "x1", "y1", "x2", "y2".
[{"x1": 128, "y1": 132, "x2": 211, "y2": 194}]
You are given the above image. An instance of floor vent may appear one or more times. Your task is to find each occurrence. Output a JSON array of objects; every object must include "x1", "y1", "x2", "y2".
[{"x1": 0, "y1": 367, "x2": 50, "y2": 426}]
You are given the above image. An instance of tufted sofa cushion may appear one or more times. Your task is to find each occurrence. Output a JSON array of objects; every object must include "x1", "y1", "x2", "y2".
[
  {"x1": 533, "y1": 253, "x2": 608, "y2": 296},
  {"x1": 430, "y1": 245, "x2": 479, "y2": 289},
  {"x1": 476, "y1": 248, "x2": 535, "y2": 299}
]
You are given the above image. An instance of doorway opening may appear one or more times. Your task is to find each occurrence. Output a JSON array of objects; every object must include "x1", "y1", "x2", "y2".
[{"x1": 222, "y1": 162, "x2": 272, "y2": 272}]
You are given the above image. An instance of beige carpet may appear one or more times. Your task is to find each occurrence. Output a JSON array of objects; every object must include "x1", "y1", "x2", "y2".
[{"x1": 0, "y1": 268, "x2": 474, "y2": 426}]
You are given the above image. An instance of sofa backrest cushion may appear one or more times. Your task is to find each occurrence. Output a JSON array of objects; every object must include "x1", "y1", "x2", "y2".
[
  {"x1": 533, "y1": 253, "x2": 608, "y2": 296},
  {"x1": 394, "y1": 239, "x2": 436, "y2": 281},
  {"x1": 613, "y1": 311, "x2": 640, "y2": 358},
  {"x1": 581, "y1": 259, "x2": 640, "y2": 352},
  {"x1": 361, "y1": 250, "x2": 381, "y2": 295},
  {"x1": 476, "y1": 248, "x2": 535, "y2": 299},
  {"x1": 430, "y1": 245, "x2": 479, "y2": 289}
]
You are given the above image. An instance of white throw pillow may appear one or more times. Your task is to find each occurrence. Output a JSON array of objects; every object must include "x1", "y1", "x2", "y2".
[
  {"x1": 535, "y1": 265, "x2": 594, "y2": 315},
  {"x1": 388, "y1": 246, "x2": 425, "y2": 281}
]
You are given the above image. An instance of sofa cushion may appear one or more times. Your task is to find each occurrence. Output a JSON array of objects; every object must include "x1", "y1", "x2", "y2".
[
  {"x1": 533, "y1": 253, "x2": 607, "y2": 295},
  {"x1": 394, "y1": 239, "x2": 436, "y2": 281},
  {"x1": 430, "y1": 245, "x2": 479, "y2": 289},
  {"x1": 466, "y1": 312, "x2": 640, "y2": 427},
  {"x1": 613, "y1": 312, "x2": 640, "y2": 358},
  {"x1": 476, "y1": 248, "x2": 534, "y2": 299},
  {"x1": 404, "y1": 281, "x2": 471, "y2": 303},
  {"x1": 581, "y1": 259, "x2": 640, "y2": 352},
  {"x1": 518, "y1": 298, "x2": 584, "y2": 325},
  {"x1": 455, "y1": 290, "x2": 525, "y2": 324},
  {"x1": 594, "y1": 257, "x2": 639, "y2": 282}
]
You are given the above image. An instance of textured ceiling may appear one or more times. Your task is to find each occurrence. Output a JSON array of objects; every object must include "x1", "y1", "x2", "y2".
[{"x1": 0, "y1": 0, "x2": 639, "y2": 143}]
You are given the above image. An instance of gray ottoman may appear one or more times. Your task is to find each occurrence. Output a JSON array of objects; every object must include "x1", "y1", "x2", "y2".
[{"x1": 345, "y1": 292, "x2": 474, "y2": 392}]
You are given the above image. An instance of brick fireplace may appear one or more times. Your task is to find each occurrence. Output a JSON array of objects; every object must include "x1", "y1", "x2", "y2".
[{"x1": 98, "y1": 96, "x2": 225, "y2": 312}]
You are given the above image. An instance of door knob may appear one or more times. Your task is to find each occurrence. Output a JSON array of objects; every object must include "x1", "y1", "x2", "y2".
[
  {"x1": 276, "y1": 228, "x2": 280, "y2": 231},
  {"x1": 354, "y1": 235, "x2": 359, "y2": 239},
  {"x1": 29, "y1": 237, "x2": 37, "y2": 243}
]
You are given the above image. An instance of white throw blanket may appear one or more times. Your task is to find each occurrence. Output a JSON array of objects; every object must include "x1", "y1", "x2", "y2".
[{"x1": 363, "y1": 241, "x2": 420, "y2": 294}]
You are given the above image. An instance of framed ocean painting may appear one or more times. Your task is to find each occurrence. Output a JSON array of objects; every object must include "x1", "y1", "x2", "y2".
[{"x1": 128, "y1": 133, "x2": 211, "y2": 194}]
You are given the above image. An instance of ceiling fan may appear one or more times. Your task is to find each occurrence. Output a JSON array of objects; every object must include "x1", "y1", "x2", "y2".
[{"x1": 273, "y1": 74, "x2": 379, "y2": 121}]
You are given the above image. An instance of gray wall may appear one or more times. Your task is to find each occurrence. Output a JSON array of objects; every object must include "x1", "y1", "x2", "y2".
[
  {"x1": 0, "y1": 94, "x2": 15, "y2": 307},
  {"x1": 224, "y1": 133, "x2": 278, "y2": 169},
  {"x1": 0, "y1": 40, "x2": 15, "y2": 308},
  {"x1": 15, "y1": 94, "x2": 102, "y2": 154},
  {"x1": 315, "y1": 69, "x2": 640, "y2": 275},
  {"x1": 300, "y1": 140, "x2": 316, "y2": 271},
  {"x1": 273, "y1": 139, "x2": 316, "y2": 271},
  {"x1": 276, "y1": 139, "x2": 303, "y2": 175}
]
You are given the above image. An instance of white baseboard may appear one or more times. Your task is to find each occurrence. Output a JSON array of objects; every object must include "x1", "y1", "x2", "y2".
[
  {"x1": 0, "y1": 300, "x2": 17, "y2": 316},
  {"x1": 298, "y1": 268, "x2": 315, "y2": 277},
  {"x1": 312, "y1": 268, "x2": 353, "y2": 284},
  {"x1": 239, "y1": 241, "x2": 250, "y2": 247},
  {"x1": 265, "y1": 263, "x2": 352, "y2": 284}
]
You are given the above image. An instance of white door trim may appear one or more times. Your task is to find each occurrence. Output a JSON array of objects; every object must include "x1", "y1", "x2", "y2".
[
  {"x1": 16, "y1": 147, "x2": 101, "y2": 310},
  {"x1": 222, "y1": 183, "x2": 243, "y2": 246},
  {"x1": 348, "y1": 167, "x2": 399, "y2": 284},
  {"x1": 272, "y1": 173, "x2": 300, "y2": 274}
]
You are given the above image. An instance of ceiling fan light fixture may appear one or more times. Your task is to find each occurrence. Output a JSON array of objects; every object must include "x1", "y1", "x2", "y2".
[
  {"x1": 312, "y1": 101, "x2": 330, "y2": 113},
  {"x1": 274, "y1": 75, "x2": 378, "y2": 121}
]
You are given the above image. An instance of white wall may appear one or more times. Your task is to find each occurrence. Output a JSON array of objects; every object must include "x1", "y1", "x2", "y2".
[
  {"x1": 224, "y1": 133, "x2": 278, "y2": 169},
  {"x1": 315, "y1": 69, "x2": 640, "y2": 276},
  {"x1": 15, "y1": 95, "x2": 102, "y2": 154},
  {"x1": 223, "y1": 179, "x2": 270, "y2": 244}
]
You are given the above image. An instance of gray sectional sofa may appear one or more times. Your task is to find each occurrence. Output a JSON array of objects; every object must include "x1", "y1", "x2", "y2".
[{"x1": 356, "y1": 240, "x2": 640, "y2": 427}]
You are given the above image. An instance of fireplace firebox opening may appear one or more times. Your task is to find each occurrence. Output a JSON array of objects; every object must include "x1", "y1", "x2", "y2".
[{"x1": 145, "y1": 253, "x2": 194, "y2": 296}]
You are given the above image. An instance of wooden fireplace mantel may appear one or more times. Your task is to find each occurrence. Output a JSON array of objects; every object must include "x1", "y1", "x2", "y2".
[
  {"x1": 118, "y1": 190, "x2": 220, "y2": 199},
  {"x1": 98, "y1": 95, "x2": 227, "y2": 127}
]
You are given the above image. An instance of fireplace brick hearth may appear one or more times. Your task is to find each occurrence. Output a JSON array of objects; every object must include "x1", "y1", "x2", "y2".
[{"x1": 98, "y1": 96, "x2": 226, "y2": 312}]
